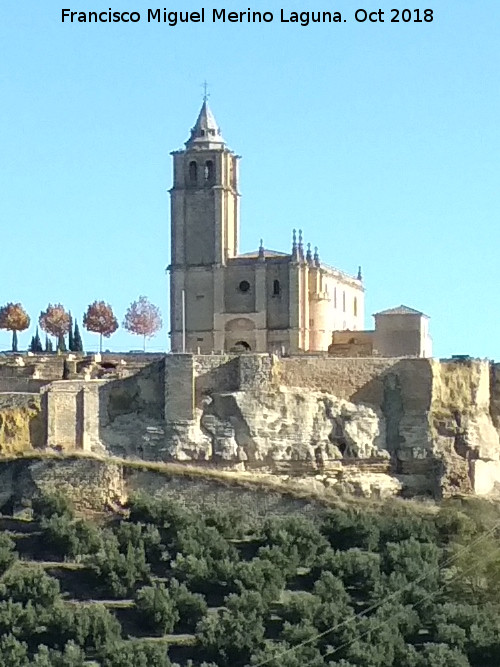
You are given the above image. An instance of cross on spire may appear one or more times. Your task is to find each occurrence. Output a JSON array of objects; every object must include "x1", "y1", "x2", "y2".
[{"x1": 202, "y1": 80, "x2": 210, "y2": 102}]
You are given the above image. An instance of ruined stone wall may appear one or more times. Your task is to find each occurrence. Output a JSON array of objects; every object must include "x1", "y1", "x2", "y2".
[
  {"x1": 273, "y1": 357, "x2": 433, "y2": 437},
  {"x1": 194, "y1": 355, "x2": 239, "y2": 402},
  {"x1": 0, "y1": 379, "x2": 49, "y2": 393},
  {"x1": 165, "y1": 355, "x2": 194, "y2": 422},
  {"x1": 98, "y1": 360, "x2": 165, "y2": 459},
  {"x1": 273, "y1": 356, "x2": 408, "y2": 404},
  {"x1": 44, "y1": 381, "x2": 103, "y2": 452}
]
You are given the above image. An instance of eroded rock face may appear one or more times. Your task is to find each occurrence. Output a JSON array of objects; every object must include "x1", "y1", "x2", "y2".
[
  {"x1": 0, "y1": 394, "x2": 45, "y2": 454},
  {"x1": 430, "y1": 361, "x2": 500, "y2": 496},
  {"x1": 165, "y1": 387, "x2": 388, "y2": 467}
]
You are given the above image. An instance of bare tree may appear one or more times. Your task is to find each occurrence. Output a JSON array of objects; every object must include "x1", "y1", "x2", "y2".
[
  {"x1": 83, "y1": 301, "x2": 118, "y2": 353},
  {"x1": 0, "y1": 303, "x2": 30, "y2": 351},
  {"x1": 123, "y1": 296, "x2": 162, "y2": 351}
]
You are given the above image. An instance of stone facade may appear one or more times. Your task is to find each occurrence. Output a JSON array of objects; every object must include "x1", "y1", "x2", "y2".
[{"x1": 168, "y1": 101, "x2": 364, "y2": 355}]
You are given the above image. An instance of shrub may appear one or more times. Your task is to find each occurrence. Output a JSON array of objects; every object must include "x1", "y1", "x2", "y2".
[
  {"x1": 0, "y1": 533, "x2": 17, "y2": 575},
  {"x1": 236, "y1": 557, "x2": 286, "y2": 603},
  {"x1": 41, "y1": 515, "x2": 102, "y2": 560},
  {"x1": 0, "y1": 564, "x2": 60, "y2": 606},
  {"x1": 101, "y1": 640, "x2": 172, "y2": 666},
  {"x1": 169, "y1": 579, "x2": 207, "y2": 632},
  {"x1": 86, "y1": 532, "x2": 150, "y2": 598},
  {"x1": 32, "y1": 492, "x2": 74, "y2": 521},
  {"x1": 114, "y1": 521, "x2": 165, "y2": 565},
  {"x1": 0, "y1": 633, "x2": 29, "y2": 667},
  {"x1": 135, "y1": 583, "x2": 179, "y2": 635}
]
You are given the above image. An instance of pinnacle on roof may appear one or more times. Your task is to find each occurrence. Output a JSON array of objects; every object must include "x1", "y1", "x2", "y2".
[{"x1": 186, "y1": 100, "x2": 225, "y2": 149}]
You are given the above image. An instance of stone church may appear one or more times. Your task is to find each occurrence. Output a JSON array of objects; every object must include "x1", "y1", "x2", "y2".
[{"x1": 168, "y1": 100, "x2": 365, "y2": 354}]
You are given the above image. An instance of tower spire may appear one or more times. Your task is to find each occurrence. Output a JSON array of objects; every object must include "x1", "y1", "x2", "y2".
[{"x1": 186, "y1": 99, "x2": 225, "y2": 149}]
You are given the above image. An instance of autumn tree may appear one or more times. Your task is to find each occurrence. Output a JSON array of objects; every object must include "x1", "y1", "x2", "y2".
[
  {"x1": 39, "y1": 304, "x2": 71, "y2": 352},
  {"x1": 83, "y1": 301, "x2": 118, "y2": 353},
  {"x1": 123, "y1": 296, "x2": 162, "y2": 351},
  {"x1": 0, "y1": 303, "x2": 30, "y2": 352}
]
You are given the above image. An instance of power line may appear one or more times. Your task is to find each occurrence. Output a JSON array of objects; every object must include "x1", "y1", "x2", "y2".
[
  {"x1": 250, "y1": 518, "x2": 500, "y2": 667},
  {"x1": 325, "y1": 540, "x2": 500, "y2": 661}
]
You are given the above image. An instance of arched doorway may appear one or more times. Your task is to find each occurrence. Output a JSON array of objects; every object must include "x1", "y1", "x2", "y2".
[
  {"x1": 225, "y1": 317, "x2": 256, "y2": 352},
  {"x1": 230, "y1": 340, "x2": 251, "y2": 353}
]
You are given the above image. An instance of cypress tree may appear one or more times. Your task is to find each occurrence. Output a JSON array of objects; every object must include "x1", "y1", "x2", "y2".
[
  {"x1": 68, "y1": 313, "x2": 74, "y2": 352},
  {"x1": 29, "y1": 336, "x2": 36, "y2": 353},
  {"x1": 45, "y1": 335, "x2": 53, "y2": 353},
  {"x1": 34, "y1": 327, "x2": 43, "y2": 353},
  {"x1": 73, "y1": 320, "x2": 84, "y2": 353}
]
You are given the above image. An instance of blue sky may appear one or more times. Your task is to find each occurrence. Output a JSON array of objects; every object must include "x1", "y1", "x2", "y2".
[{"x1": 1, "y1": 1, "x2": 499, "y2": 356}]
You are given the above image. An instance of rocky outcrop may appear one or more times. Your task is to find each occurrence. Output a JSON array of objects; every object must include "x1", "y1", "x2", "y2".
[
  {"x1": 0, "y1": 394, "x2": 45, "y2": 454},
  {"x1": 430, "y1": 360, "x2": 500, "y2": 496},
  {"x1": 3, "y1": 354, "x2": 500, "y2": 501},
  {"x1": 166, "y1": 387, "x2": 387, "y2": 466}
]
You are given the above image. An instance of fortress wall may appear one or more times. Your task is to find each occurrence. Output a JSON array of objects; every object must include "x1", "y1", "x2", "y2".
[
  {"x1": 165, "y1": 355, "x2": 195, "y2": 422},
  {"x1": 0, "y1": 379, "x2": 50, "y2": 393},
  {"x1": 0, "y1": 365, "x2": 33, "y2": 378},
  {"x1": 194, "y1": 355, "x2": 239, "y2": 401},
  {"x1": 45, "y1": 381, "x2": 103, "y2": 452},
  {"x1": 238, "y1": 354, "x2": 274, "y2": 390},
  {"x1": 273, "y1": 356, "x2": 433, "y2": 409},
  {"x1": 2, "y1": 353, "x2": 500, "y2": 499}
]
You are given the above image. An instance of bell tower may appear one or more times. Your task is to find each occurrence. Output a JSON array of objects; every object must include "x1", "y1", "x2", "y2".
[
  {"x1": 169, "y1": 100, "x2": 240, "y2": 351},
  {"x1": 170, "y1": 100, "x2": 240, "y2": 267}
]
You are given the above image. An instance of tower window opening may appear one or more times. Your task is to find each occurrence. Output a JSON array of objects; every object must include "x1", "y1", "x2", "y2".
[
  {"x1": 273, "y1": 279, "x2": 280, "y2": 296},
  {"x1": 204, "y1": 160, "x2": 214, "y2": 182},
  {"x1": 238, "y1": 280, "x2": 250, "y2": 293},
  {"x1": 354, "y1": 297, "x2": 358, "y2": 317},
  {"x1": 189, "y1": 161, "x2": 197, "y2": 184},
  {"x1": 334, "y1": 287, "x2": 337, "y2": 308},
  {"x1": 200, "y1": 129, "x2": 205, "y2": 136},
  {"x1": 343, "y1": 291, "x2": 346, "y2": 312}
]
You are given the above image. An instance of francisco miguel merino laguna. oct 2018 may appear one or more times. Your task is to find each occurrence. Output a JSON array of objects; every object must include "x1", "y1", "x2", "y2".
[{"x1": 61, "y1": 7, "x2": 434, "y2": 25}]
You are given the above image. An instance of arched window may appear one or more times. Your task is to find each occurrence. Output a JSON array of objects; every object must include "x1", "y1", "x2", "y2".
[
  {"x1": 354, "y1": 297, "x2": 358, "y2": 317},
  {"x1": 189, "y1": 161, "x2": 197, "y2": 184},
  {"x1": 273, "y1": 280, "x2": 280, "y2": 296},
  {"x1": 204, "y1": 160, "x2": 214, "y2": 182}
]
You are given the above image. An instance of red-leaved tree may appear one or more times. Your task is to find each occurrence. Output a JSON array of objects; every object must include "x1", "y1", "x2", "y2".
[
  {"x1": 39, "y1": 304, "x2": 70, "y2": 352},
  {"x1": 83, "y1": 301, "x2": 118, "y2": 353},
  {"x1": 0, "y1": 303, "x2": 30, "y2": 352},
  {"x1": 123, "y1": 296, "x2": 162, "y2": 351}
]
